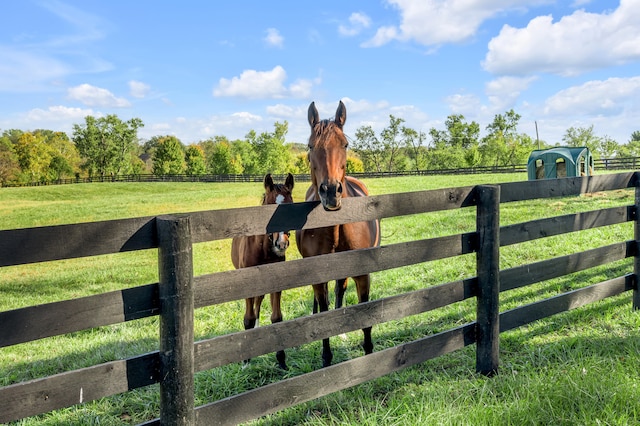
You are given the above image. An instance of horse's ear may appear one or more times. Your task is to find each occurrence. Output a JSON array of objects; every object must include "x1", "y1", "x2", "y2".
[
  {"x1": 285, "y1": 173, "x2": 294, "y2": 191},
  {"x1": 264, "y1": 173, "x2": 274, "y2": 191},
  {"x1": 308, "y1": 102, "x2": 320, "y2": 128},
  {"x1": 335, "y1": 101, "x2": 346, "y2": 128}
]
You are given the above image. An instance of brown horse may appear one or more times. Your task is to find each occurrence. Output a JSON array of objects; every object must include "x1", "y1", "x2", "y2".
[
  {"x1": 231, "y1": 173, "x2": 294, "y2": 369},
  {"x1": 296, "y1": 101, "x2": 381, "y2": 367}
]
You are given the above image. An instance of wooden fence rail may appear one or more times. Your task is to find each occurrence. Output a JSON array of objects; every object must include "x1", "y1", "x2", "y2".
[{"x1": 1, "y1": 172, "x2": 639, "y2": 424}]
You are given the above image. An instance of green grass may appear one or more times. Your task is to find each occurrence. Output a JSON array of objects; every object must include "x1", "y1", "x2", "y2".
[{"x1": 1, "y1": 172, "x2": 640, "y2": 425}]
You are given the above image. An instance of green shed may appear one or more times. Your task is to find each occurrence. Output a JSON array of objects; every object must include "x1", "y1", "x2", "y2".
[{"x1": 527, "y1": 146, "x2": 593, "y2": 180}]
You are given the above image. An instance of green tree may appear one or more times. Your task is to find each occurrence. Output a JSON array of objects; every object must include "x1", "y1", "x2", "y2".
[
  {"x1": 72, "y1": 115, "x2": 144, "y2": 177},
  {"x1": 599, "y1": 136, "x2": 619, "y2": 159},
  {"x1": 185, "y1": 145, "x2": 207, "y2": 175},
  {"x1": 428, "y1": 114, "x2": 480, "y2": 169},
  {"x1": 480, "y1": 110, "x2": 522, "y2": 166},
  {"x1": 230, "y1": 139, "x2": 257, "y2": 174},
  {"x1": 617, "y1": 131, "x2": 640, "y2": 157},
  {"x1": 293, "y1": 152, "x2": 310, "y2": 174},
  {"x1": 402, "y1": 127, "x2": 428, "y2": 171},
  {"x1": 380, "y1": 115, "x2": 405, "y2": 172},
  {"x1": 562, "y1": 125, "x2": 601, "y2": 157},
  {"x1": 353, "y1": 125, "x2": 385, "y2": 172},
  {"x1": 152, "y1": 136, "x2": 185, "y2": 175},
  {"x1": 0, "y1": 135, "x2": 19, "y2": 185},
  {"x1": 247, "y1": 121, "x2": 293, "y2": 174},
  {"x1": 208, "y1": 139, "x2": 242, "y2": 174},
  {"x1": 14, "y1": 132, "x2": 53, "y2": 182},
  {"x1": 346, "y1": 155, "x2": 365, "y2": 173},
  {"x1": 41, "y1": 131, "x2": 80, "y2": 180}
]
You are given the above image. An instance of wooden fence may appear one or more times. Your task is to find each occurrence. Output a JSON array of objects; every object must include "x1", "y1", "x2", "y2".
[{"x1": 1, "y1": 172, "x2": 639, "y2": 424}]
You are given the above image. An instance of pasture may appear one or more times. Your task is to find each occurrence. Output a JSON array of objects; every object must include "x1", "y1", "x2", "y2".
[{"x1": 1, "y1": 172, "x2": 639, "y2": 425}]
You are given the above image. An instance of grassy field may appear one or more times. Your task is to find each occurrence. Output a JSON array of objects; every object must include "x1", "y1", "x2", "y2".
[{"x1": 1, "y1": 172, "x2": 639, "y2": 425}]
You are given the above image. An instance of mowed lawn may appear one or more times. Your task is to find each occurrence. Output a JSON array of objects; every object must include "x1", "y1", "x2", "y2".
[{"x1": 1, "y1": 172, "x2": 639, "y2": 425}]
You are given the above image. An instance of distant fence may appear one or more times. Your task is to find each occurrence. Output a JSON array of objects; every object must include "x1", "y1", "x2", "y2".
[
  {"x1": 1, "y1": 172, "x2": 640, "y2": 424},
  {"x1": 5, "y1": 156, "x2": 638, "y2": 188}
]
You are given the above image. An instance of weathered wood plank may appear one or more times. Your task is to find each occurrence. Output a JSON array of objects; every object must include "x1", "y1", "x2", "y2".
[
  {"x1": 500, "y1": 206, "x2": 631, "y2": 247},
  {"x1": 0, "y1": 217, "x2": 156, "y2": 267},
  {"x1": 0, "y1": 353, "x2": 159, "y2": 424},
  {"x1": 634, "y1": 186, "x2": 640, "y2": 310},
  {"x1": 191, "y1": 324, "x2": 477, "y2": 426},
  {"x1": 475, "y1": 185, "x2": 500, "y2": 376},
  {"x1": 189, "y1": 186, "x2": 476, "y2": 242},
  {"x1": 500, "y1": 275, "x2": 633, "y2": 333},
  {"x1": 157, "y1": 215, "x2": 195, "y2": 425},
  {"x1": 500, "y1": 173, "x2": 636, "y2": 203},
  {"x1": 0, "y1": 283, "x2": 159, "y2": 348},
  {"x1": 194, "y1": 233, "x2": 475, "y2": 307},
  {"x1": 0, "y1": 188, "x2": 473, "y2": 266},
  {"x1": 194, "y1": 278, "x2": 477, "y2": 370},
  {"x1": 500, "y1": 242, "x2": 633, "y2": 292}
]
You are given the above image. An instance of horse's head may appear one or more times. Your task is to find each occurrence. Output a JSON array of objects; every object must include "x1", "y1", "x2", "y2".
[
  {"x1": 262, "y1": 173, "x2": 295, "y2": 256},
  {"x1": 307, "y1": 101, "x2": 348, "y2": 211}
]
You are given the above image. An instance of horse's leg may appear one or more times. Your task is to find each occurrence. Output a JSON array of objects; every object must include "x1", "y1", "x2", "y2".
[
  {"x1": 334, "y1": 278, "x2": 348, "y2": 309},
  {"x1": 243, "y1": 297, "x2": 257, "y2": 330},
  {"x1": 242, "y1": 296, "x2": 259, "y2": 365},
  {"x1": 312, "y1": 282, "x2": 332, "y2": 367},
  {"x1": 270, "y1": 291, "x2": 287, "y2": 370},
  {"x1": 253, "y1": 295, "x2": 265, "y2": 328},
  {"x1": 353, "y1": 274, "x2": 373, "y2": 355}
]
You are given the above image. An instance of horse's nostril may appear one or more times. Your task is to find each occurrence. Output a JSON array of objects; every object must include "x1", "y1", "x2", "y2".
[
  {"x1": 337, "y1": 182, "x2": 343, "y2": 194},
  {"x1": 320, "y1": 183, "x2": 328, "y2": 194}
]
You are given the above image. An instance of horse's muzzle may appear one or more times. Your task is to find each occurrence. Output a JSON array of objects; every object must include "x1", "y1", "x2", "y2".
[
  {"x1": 319, "y1": 181, "x2": 343, "y2": 211},
  {"x1": 271, "y1": 231, "x2": 290, "y2": 256}
]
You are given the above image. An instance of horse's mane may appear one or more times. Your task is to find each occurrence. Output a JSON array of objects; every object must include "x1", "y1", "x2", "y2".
[{"x1": 310, "y1": 119, "x2": 344, "y2": 147}]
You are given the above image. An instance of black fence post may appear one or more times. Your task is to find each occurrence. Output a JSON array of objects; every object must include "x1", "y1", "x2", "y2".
[
  {"x1": 475, "y1": 185, "x2": 500, "y2": 376},
  {"x1": 157, "y1": 215, "x2": 195, "y2": 425},
  {"x1": 634, "y1": 182, "x2": 640, "y2": 311}
]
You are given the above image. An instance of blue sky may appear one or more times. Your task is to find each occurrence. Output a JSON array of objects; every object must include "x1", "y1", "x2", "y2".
[{"x1": 1, "y1": 0, "x2": 639, "y2": 147}]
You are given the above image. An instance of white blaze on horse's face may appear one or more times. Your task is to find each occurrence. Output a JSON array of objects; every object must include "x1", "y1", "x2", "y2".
[{"x1": 271, "y1": 190, "x2": 290, "y2": 256}]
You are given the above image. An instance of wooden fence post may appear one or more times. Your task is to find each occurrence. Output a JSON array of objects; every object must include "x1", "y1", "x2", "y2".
[
  {"x1": 634, "y1": 183, "x2": 640, "y2": 311},
  {"x1": 157, "y1": 215, "x2": 195, "y2": 425},
  {"x1": 475, "y1": 185, "x2": 500, "y2": 376}
]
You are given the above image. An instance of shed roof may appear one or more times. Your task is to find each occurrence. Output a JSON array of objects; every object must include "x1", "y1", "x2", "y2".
[{"x1": 527, "y1": 146, "x2": 590, "y2": 165}]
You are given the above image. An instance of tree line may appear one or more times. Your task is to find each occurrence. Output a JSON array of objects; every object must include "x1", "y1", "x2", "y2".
[{"x1": 1, "y1": 110, "x2": 639, "y2": 186}]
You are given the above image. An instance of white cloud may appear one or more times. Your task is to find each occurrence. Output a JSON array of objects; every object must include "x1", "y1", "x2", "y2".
[
  {"x1": 266, "y1": 104, "x2": 298, "y2": 117},
  {"x1": 67, "y1": 83, "x2": 131, "y2": 107},
  {"x1": 129, "y1": 80, "x2": 150, "y2": 98},
  {"x1": 543, "y1": 76, "x2": 640, "y2": 116},
  {"x1": 26, "y1": 105, "x2": 94, "y2": 122},
  {"x1": 151, "y1": 122, "x2": 171, "y2": 131},
  {"x1": 483, "y1": 0, "x2": 640, "y2": 76},
  {"x1": 264, "y1": 28, "x2": 284, "y2": 48},
  {"x1": 362, "y1": 26, "x2": 399, "y2": 48},
  {"x1": 485, "y1": 76, "x2": 537, "y2": 110},
  {"x1": 339, "y1": 12, "x2": 371, "y2": 36},
  {"x1": 444, "y1": 93, "x2": 485, "y2": 116},
  {"x1": 213, "y1": 66, "x2": 318, "y2": 99},
  {"x1": 364, "y1": 0, "x2": 540, "y2": 48}
]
